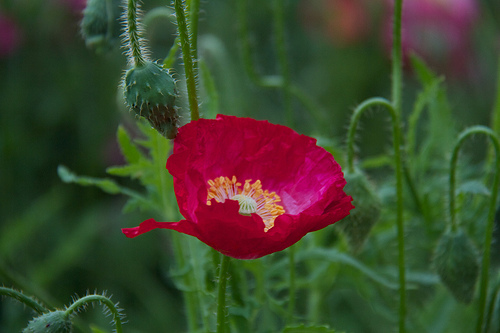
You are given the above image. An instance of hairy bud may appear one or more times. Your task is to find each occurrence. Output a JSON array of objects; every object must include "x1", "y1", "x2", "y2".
[
  {"x1": 123, "y1": 61, "x2": 178, "y2": 139},
  {"x1": 338, "y1": 169, "x2": 381, "y2": 252},
  {"x1": 433, "y1": 228, "x2": 480, "y2": 303},
  {"x1": 80, "y1": 0, "x2": 121, "y2": 53},
  {"x1": 23, "y1": 310, "x2": 72, "y2": 333}
]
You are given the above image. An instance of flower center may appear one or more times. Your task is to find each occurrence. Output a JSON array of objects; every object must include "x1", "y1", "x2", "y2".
[{"x1": 206, "y1": 176, "x2": 285, "y2": 232}]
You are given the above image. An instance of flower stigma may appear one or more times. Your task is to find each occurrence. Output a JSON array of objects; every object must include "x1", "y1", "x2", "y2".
[{"x1": 206, "y1": 176, "x2": 285, "y2": 232}]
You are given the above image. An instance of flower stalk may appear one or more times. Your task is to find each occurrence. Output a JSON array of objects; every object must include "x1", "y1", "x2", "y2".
[
  {"x1": 174, "y1": 0, "x2": 200, "y2": 121},
  {"x1": 126, "y1": 0, "x2": 146, "y2": 67},
  {"x1": 65, "y1": 294, "x2": 124, "y2": 333},
  {"x1": 447, "y1": 126, "x2": 500, "y2": 332},
  {"x1": 216, "y1": 254, "x2": 231, "y2": 333},
  {"x1": 0, "y1": 286, "x2": 48, "y2": 315},
  {"x1": 345, "y1": 97, "x2": 406, "y2": 332}
]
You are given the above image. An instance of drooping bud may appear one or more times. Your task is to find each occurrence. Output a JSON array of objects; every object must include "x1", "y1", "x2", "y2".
[
  {"x1": 23, "y1": 310, "x2": 72, "y2": 333},
  {"x1": 123, "y1": 61, "x2": 178, "y2": 139},
  {"x1": 338, "y1": 169, "x2": 381, "y2": 252},
  {"x1": 80, "y1": 0, "x2": 121, "y2": 53},
  {"x1": 433, "y1": 228, "x2": 480, "y2": 304}
]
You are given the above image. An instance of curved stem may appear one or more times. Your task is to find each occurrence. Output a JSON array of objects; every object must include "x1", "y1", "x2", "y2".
[
  {"x1": 174, "y1": 0, "x2": 200, "y2": 121},
  {"x1": 126, "y1": 0, "x2": 146, "y2": 67},
  {"x1": 346, "y1": 97, "x2": 395, "y2": 172},
  {"x1": 0, "y1": 286, "x2": 48, "y2": 315},
  {"x1": 447, "y1": 126, "x2": 500, "y2": 332},
  {"x1": 216, "y1": 255, "x2": 231, "y2": 333},
  {"x1": 65, "y1": 295, "x2": 123, "y2": 333},
  {"x1": 345, "y1": 96, "x2": 406, "y2": 332}
]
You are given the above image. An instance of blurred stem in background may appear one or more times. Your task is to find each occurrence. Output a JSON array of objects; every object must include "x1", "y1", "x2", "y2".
[
  {"x1": 390, "y1": 0, "x2": 406, "y2": 331},
  {"x1": 236, "y1": 0, "x2": 327, "y2": 130}
]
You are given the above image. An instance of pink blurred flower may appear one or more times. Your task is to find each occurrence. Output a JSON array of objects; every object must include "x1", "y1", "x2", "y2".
[
  {"x1": 57, "y1": 0, "x2": 87, "y2": 14},
  {"x1": 383, "y1": 0, "x2": 479, "y2": 77},
  {"x1": 299, "y1": 0, "x2": 371, "y2": 46},
  {"x1": 0, "y1": 12, "x2": 21, "y2": 58}
]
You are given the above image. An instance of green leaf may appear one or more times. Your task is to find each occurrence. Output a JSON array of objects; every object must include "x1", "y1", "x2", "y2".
[
  {"x1": 456, "y1": 180, "x2": 491, "y2": 196},
  {"x1": 58, "y1": 165, "x2": 121, "y2": 194},
  {"x1": 283, "y1": 324, "x2": 338, "y2": 333},
  {"x1": 90, "y1": 325, "x2": 109, "y2": 333},
  {"x1": 410, "y1": 53, "x2": 437, "y2": 86},
  {"x1": 296, "y1": 248, "x2": 399, "y2": 289},
  {"x1": 106, "y1": 164, "x2": 144, "y2": 178},
  {"x1": 117, "y1": 124, "x2": 143, "y2": 164}
]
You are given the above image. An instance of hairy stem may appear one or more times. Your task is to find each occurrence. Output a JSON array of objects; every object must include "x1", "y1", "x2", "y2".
[
  {"x1": 126, "y1": 0, "x2": 146, "y2": 67},
  {"x1": 65, "y1": 295, "x2": 123, "y2": 333},
  {"x1": 447, "y1": 126, "x2": 500, "y2": 332},
  {"x1": 345, "y1": 97, "x2": 406, "y2": 332},
  {"x1": 174, "y1": 0, "x2": 199, "y2": 121},
  {"x1": 0, "y1": 286, "x2": 48, "y2": 315}
]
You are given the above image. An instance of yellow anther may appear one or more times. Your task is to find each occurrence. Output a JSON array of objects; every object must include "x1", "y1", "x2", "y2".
[{"x1": 205, "y1": 176, "x2": 285, "y2": 232}]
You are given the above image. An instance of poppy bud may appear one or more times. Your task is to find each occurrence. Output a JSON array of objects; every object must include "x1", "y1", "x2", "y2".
[
  {"x1": 338, "y1": 169, "x2": 381, "y2": 252},
  {"x1": 123, "y1": 61, "x2": 178, "y2": 139},
  {"x1": 23, "y1": 310, "x2": 72, "y2": 333},
  {"x1": 433, "y1": 228, "x2": 480, "y2": 303},
  {"x1": 80, "y1": 0, "x2": 121, "y2": 53}
]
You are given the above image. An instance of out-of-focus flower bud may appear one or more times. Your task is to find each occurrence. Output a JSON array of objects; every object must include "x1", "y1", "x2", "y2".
[
  {"x1": 338, "y1": 169, "x2": 381, "y2": 252},
  {"x1": 123, "y1": 61, "x2": 178, "y2": 139},
  {"x1": 433, "y1": 228, "x2": 480, "y2": 303},
  {"x1": 80, "y1": 0, "x2": 121, "y2": 53}
]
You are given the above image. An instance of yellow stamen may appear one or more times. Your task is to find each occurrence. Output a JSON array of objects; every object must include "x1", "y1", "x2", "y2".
[{"x1": 206, "y1": 176, "x2": 285, "y2": 232}]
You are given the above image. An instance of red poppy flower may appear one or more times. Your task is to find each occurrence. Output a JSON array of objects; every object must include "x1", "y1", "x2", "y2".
[{"x1": 122, "y1": 115, "x2": 354, "y2": 259}]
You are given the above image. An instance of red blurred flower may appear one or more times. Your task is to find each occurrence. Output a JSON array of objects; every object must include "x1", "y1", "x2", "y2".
[
  {"x1": 383, "y1": 0, "x2": 478, "y2": 77},
  {"x1": 299, "y1": 0, "x2": 371, "y2": 46},
  {"x1": 122, "y1": 115, "x2": 354, "y2": 259}
]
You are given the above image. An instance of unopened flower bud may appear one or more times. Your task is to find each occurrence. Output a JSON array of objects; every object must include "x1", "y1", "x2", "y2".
[
  {"x1": 433, "y1": 228, "x2": 480, "y2": 304},
  {"x1": 80, "y1": 0, "x2": 121, "y2": 53},
  {"x1": 123, "y1": 61, "x2": 178, "y2": 139},
  {"x1": 23, "y1": 310, "x2": 72, "y2": 333},
  {"x1": 338, "y1": 169, "x2": 381, "y2": 252}
]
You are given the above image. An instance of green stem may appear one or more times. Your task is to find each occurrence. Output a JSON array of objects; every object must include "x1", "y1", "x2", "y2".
[
  {"x1": 0, "y1": 286, "x2": 48, "y2": 315},
  {"x1": 217, "y1": 255, "x2": 231, "y2": 333},
  {"x1": 483, "y1": 273, "x2": 500, "y2": 333},
  {"x1": 65, "y1": 295, "x2": 123, "y2": 333},
  {"x1": 187, "y1": 0, "x2": 200, "y2": 61},
  {"x1": 287, "y1": 245, "x2": 296, "y2": 324},
  {"x1": 391, "y1": 0, "x2": 403, "y2": 115},
  {"x1": 174, "y1": 0, "x2": 200, "y2": 121},
  {"x1": 492, "y1": 54, "x2": 500, "y2": 136},
  {"x1": 345, "y1": 96, "x2": 406, "y2": 332},
  {"x1": 274, "y1": 0, "x2": 293, "y2": 127},
  {"x1": 391, "y1": 0, "x2": 405, "y2": 330},
  {"x1": 447, "y1": 126, "x2": 500, "y2": 332},
  {"x1": 126, "y1": 0, "x2": 146, "y2": 67}
]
